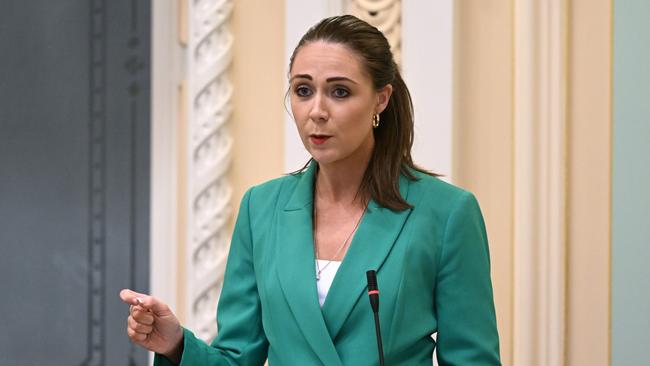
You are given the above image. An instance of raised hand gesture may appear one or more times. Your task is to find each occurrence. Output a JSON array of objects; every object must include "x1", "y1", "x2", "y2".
[{"x1": 120, "y1": 289, "x2": 184, "y2": 363}]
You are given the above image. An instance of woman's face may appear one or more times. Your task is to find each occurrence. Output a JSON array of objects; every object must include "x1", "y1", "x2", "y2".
[{"x1": 289, "y1": 41, "x2": 391, "y2": 168}]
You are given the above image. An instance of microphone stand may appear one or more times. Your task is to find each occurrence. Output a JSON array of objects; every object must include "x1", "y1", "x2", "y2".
[{"x1": 367, "y1": 270, "x2": 385, "y2": 366}]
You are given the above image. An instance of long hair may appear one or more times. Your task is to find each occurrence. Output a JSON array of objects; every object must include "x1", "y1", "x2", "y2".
[{"x1": 289, "y1": 15, "x2": 436, "y2": 211}]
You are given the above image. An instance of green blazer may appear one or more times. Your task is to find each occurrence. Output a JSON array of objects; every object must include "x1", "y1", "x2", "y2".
[{"x1": 156, "y1": 163, "x2": 500, "y2": 365}]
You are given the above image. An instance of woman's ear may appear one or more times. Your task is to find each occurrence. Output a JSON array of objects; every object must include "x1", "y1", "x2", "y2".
[{"x1": 376, "y1": 84, "x2": 393, "y2": 114}]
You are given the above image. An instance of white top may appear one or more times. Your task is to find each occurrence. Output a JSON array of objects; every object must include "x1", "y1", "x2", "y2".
[{"x1": 315, "y1": 259, "x2": 342, "y2": 307}]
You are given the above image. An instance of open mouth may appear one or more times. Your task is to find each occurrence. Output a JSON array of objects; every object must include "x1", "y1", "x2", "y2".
[{"x1": 309, "y1": 135, "x2": 331, "y2": 145}]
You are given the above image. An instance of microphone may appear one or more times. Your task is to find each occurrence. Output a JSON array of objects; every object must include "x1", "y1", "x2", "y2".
[{"x1": 366, "y1": 270, "x2": 385, "y2": 366}]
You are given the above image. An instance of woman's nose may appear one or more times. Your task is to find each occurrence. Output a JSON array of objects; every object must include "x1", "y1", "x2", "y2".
[{"x1": 308, "y1": 93, "x2": 328, "y2": 122}]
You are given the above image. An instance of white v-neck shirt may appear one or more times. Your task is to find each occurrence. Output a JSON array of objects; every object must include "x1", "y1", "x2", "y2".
[{"x1": 315, "y1": 259, "x2": 342, "y2": 307}]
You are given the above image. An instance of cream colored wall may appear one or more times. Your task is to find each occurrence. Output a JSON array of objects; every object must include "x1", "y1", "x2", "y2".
[
  {"x1": 229, "y1": 1, "x2": 286, "y2": 228},
  {"x1": 454, "y1": 1, "x2": 612, "y2": 365},
  {"x1": 566, "y1": 0, "x2": 611, "y2": 364},
  {"x1": 453, "y1": 2, "x2": 514, "y2": 365}
]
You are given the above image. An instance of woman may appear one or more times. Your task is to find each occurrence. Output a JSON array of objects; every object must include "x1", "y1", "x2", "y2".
[{"x1": 121, "y1": 15, "x2": 501, "y2": 365}]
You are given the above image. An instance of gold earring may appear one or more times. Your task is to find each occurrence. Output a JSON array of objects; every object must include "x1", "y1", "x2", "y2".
[{"x1": 372, "y1": 113, "x2": 380, "y2": 128}]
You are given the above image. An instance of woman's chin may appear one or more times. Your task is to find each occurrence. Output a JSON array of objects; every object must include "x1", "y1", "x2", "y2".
[{"x1": 309, "y1": 153, "x2": 338, "y2": 166}]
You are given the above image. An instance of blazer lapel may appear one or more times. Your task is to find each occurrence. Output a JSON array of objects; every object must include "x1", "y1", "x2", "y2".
[
  {"x1": 321, "y1": 175, "x2": 413, "y2": 341},
  {"x1": 276, "y1": 163, "x2": 343, "y2": 366}
]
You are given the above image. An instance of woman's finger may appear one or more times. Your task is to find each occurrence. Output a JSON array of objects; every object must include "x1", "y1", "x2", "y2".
[
  {"x1": 128, "y1": 315, "x2": 153, "y2": 334},
  {"x1": 132, "y1": 308, "x2": 154, "y2": 325},
  {"x1": 127, "y1": 325, "x2": 147, "y2": 342},
  {"x1": 136, "y1": 295, "x2": 169, "y2": 314}
]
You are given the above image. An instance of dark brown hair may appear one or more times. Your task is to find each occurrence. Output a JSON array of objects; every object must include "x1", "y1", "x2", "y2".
[{"x1": 289, "y1": 15, "x2": 436, "y2": 211}]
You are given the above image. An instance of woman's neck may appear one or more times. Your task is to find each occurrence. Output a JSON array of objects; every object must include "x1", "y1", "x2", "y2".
[{"x1": 315, "y1": 151, "x2": 371, "y2": 206}]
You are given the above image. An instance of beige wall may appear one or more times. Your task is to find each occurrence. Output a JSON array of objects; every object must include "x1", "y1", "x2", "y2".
[
  {"x1": 453, "y1": 1, "x2": 515, "y2": 364},
  {"x1": 566, "y1": 0, "x2": 612, "y2": 364},
  {"x1": 454, "y1": 1, "x2": 612, "y2": 365},
  {"x1": 229, "y1": 0, "x2": 286, "y2": 228}
]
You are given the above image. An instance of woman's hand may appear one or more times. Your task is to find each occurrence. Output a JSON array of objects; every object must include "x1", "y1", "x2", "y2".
[{"x1": 119, "y1": 289, "x2": 184, "y2": 363}]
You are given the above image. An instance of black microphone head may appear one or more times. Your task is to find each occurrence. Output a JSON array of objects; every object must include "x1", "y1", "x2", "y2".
[{"x1": 366, "y1": 270, "x2": 378, "y2": 290}]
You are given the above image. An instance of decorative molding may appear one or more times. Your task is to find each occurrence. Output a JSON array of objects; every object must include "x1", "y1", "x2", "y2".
[
  {"x1": 126, "y1": 0, "x2": 145, "y2": 364},
  {"x1": 346, "y1": 0, "x2": 402, "y2": 65},
  {"x1": 513, "y1": 0, "x2": 567, "y2": 365},
  {"x1": 83, "y1": 0, "x2": 107, "y2": 364},
  {"x1": 150, "y1": 3, "x2": 181, "y2": 351},
  {"x1": 183, "y1": 0, "x2": 234, "y2": 342}
]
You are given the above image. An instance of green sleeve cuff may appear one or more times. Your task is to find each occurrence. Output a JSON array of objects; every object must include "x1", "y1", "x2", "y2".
[
  {"x1": 153, "y1": 328, "x2": 198, "y2": 366},
  {"x1": 153, "y1": 352, "x2": 175, "y2": 366}
]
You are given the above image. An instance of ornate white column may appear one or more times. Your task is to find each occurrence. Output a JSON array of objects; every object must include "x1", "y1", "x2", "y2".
[
  {"x1": 513, "y1": 0, "x2": 567, "y2": 365},
  {"x1": 182, "y1": 0, "x2": 234, "y2": 342}
]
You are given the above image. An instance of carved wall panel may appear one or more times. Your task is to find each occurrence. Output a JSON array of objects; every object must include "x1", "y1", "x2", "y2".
[{"x1": 182, "y1": 0, "x2": 234, "y2": 342}]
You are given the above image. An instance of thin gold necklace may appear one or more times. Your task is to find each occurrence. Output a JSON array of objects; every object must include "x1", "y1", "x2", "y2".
[{"x1": 313, "y1": 202, "x2": 365, "y2": 281}]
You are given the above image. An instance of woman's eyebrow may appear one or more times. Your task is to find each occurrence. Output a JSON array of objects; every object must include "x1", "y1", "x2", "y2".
[
  {"x1": 289, "y1": 74, "x2": 358, "y2": 84},
  {"x1": 290, "y1": 74, "x2": 312, "y2": 82},
  {"x1": 326, "y1": 76, "x2": 358, "y2": 84}
]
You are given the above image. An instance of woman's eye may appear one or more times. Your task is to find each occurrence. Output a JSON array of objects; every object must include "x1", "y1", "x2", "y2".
[
  {"x1": 295, "y1": 86, "x2": 312, "y2": 97},
  {"x1": 332, "y1": 88, "x2": 349, "y2": 98}
]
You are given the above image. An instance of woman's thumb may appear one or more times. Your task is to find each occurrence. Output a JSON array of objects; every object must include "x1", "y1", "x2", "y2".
[
  {"x1": 138, "y1": 295, "x2": 168, "y2": 313},
  {"x1": 120, "y1": 289, "x2": 168, "y2": 313},
  {"x1": 119, "y1": 288, "x2": 147, "y2": 306}
]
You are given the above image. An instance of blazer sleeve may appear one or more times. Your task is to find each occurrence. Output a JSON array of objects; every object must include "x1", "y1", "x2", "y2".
[
  {"x1": 155, "y1": 188, "x2": 269, "y2": 366},
  {"x1": 434, "y1": 192, "x2": 501, "y2": 366}
]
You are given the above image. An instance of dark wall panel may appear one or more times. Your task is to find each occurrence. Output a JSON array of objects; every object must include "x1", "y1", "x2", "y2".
[{"x1": 0, "y1": 1, "x2": 151, "y2": 365}]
